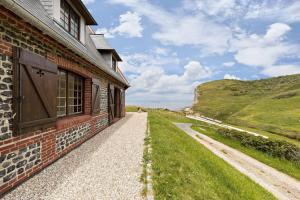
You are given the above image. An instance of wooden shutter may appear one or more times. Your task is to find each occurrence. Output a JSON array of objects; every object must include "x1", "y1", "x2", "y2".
[
  {"x1": 121, "y1": 89, "x2": 125, "y2": 117},
  {"x1": 13, "y1": 47, "x2": 58, "y2": 135},
  {"x1": 108, "y1": 84, "x2": 115, "y2": 124},
  {"x1": 92, "y1": 78, "x2": 101, "y2": 115}
]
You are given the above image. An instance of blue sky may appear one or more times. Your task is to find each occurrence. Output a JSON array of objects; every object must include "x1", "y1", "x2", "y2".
[{"x1": 83, "y1": 0, "x2": 300, "y2": 109}]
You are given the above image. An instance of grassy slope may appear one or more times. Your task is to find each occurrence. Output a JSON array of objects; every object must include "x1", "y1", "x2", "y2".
[
  {"x1": 149, "y1": 110, "x2": 275, "y2": 200},
  {"x1": 192, "y1": 74, "x2": 300, "y2": 139},
  {"x1": 126, "y1": 105, "x2": 140, "y2": 112},
  {"x1": 192, "y1": 124, "x2": 300, "y2": 180}
]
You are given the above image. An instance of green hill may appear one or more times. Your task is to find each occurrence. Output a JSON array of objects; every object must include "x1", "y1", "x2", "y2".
[{"x1": 192, "y1": 74, "x2": 300, "y2": 140}]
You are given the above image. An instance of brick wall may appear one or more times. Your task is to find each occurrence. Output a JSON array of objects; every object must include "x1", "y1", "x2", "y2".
[{"x1": 0, "y1": 6, "x2": 123, "y2": 195}]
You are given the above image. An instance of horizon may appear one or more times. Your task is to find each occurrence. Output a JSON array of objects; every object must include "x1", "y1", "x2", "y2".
[{"x1": 82, "y1": 0, "x2": 300, "y2": 109}]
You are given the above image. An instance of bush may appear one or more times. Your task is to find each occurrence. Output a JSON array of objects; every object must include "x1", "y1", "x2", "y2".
[
  {"x1": 273, "y1": 91, "x2": 297, "y2": 99},
  {"x1": 217, "y1": 128, "x2": 300, "y2": 163}
]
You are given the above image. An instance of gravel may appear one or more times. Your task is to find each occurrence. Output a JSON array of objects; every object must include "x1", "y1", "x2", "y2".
[{"x1": 3, "y1": 112, "x2": 147, "y2": 200}]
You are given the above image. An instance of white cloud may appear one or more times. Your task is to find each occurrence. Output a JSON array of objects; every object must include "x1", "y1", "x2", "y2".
[
  {"x1": 111, "y1": 11, "x2": 143, "y2": 37},
  {"x1": 182, "y1": 61, "x2": 212, "y2": 81},
  {"x1": 154, "y1": 47, "x2": 169, "y2": 56},
  {"x1": 109, "y1": 0, "x2": 232, "y2": 54},
  {"x1": 97, "y1": 11, "x2": 143, "y2": 38},
  {"x1": 231, "y1": 23, "x2": 298, "y2": 68},
  {"x1": 119, "y1": 52, "x2": 180, "y2": 74},
  {"x1": 82, "y1": 0, "x2": 95, "y2": 5},
  {"x1": 127, "y1": 60, "x2": 211, "y2": 108},
  {"x1": 261, "y1": 65, "x2": 300, "y2": 77},
  {"x1": 120, "y1": 49, "x2": 213, "y2": 108},
  {"x1": 183, "y1": 0, "x2": 247, "y2": 19},
  {"x1": 245, "y1": 1, "x2": 300, "y2": 23},
  {"x1": 264, "y1": 23, "x2": 291, "y2": 41},
  {"x1": 223, "y1": 62, "x2": 235, "y2": 67},
  {"x1": 224, "y1": 74, "x2": 241, "y2": 80},
  {"x1": 95, "y1": 28, "x2": 115, "y2": 38}
]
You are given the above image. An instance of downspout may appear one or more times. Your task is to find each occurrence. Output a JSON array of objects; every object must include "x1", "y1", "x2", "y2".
[{"x1": 0, "y1": 0, "x2": 129, "y2": 86}]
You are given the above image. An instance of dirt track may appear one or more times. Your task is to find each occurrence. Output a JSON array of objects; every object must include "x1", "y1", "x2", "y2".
[{"x1": 175, "y1": 123, "x2": 300, "y2": 200}]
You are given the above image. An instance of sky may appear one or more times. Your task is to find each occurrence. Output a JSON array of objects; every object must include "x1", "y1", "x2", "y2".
[{"x1": 82, "y1": 0, "x2": 300, "y2": 109}]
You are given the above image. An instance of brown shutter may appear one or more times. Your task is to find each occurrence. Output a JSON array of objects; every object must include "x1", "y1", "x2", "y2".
[
  {"x1": 13, "y1": 47, "x2": 58, "y2": 135},
  {"x1": 92, "y1": 78, "x2": 101, "y2": 115},
  {"x1": 121, "y1": 89, "x2": 125, "y2": 117},
  {"x1": 108, "y1": 84, "x2": 115, "y2": 124}
]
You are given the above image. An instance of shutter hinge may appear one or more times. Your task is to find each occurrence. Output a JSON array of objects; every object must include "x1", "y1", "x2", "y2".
[{"x1": 16, "y1": 96, "x2": 25, "y2": 102}]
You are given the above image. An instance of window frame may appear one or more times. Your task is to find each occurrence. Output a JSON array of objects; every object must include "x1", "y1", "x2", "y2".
[
  {"x1": 60, "y1": 0, "x2": 80, "y2": 40},
  {"x1": 57, "y1": 69, "x2": 84, "y2": 118},
  {"x1": 112, "y1": 56, "x2": 117, "y2": 71}
]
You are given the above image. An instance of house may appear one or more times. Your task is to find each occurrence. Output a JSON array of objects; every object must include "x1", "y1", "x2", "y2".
[{"x1": 0, "y1": 0, "x2": 129, "y2": 195}]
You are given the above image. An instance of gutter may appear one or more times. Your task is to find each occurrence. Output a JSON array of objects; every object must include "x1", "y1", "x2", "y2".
[{"x1": 0, "y1": 0, "x2": 130, "y2": 88}]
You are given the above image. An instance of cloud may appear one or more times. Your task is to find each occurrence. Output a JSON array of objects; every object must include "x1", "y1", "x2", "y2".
[
  {"x1": 119, "y1": 52, "x2": 180, "y2": 74},
  {"x1": 183, "y1": 0, "x2": 248, "y2": 20},
  {"x1": 82, "y1": 0, "x2": 95, "y2": 5},
  {"x1": 95, "y1": 28, "x2": 115, "y2": 38},
  {"x1": 182, "y1": 61, "x2": 212, "y2": 81},
  {"x1": 264, "y1": 23, "x2": 291, "y2": 41},
  {"x1": 224, "y1": 74, "x2": 241, "y2": 80},
  {"x1": 127, "y1": 60, "x2": 211, "y2": 108},
  {"x1": 231, "y1": 23, "x2": 298, "y2": 68},
  {"x1": 245, "y1": 1, "x2": 300, "y2": 23},
  {"x1": 261, "y1": 65, "x2": 300, "y2": 77},
  {"x1": 96, "y1": 11, "x2": 143, "y2": 38},
  {"x1": 108, "y1": 0, "x2": 232, "y2": 54},
  {"x1": 223, "y1": 62, "x2": 235, "y2": 67},
  {"x1": 154, "y1": 47, "x2": 169, "y2": 56},
  {"x1": 120, "y1": 49, "x2": 212, "y2": 108}
]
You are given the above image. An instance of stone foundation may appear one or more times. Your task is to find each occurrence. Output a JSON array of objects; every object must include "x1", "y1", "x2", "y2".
[
  {"x1": 56, "y1": 123, "x2": 91, "y2": 153},
  {"x1": 0, "y1": 142, "x2": 41, "y2": 184},
  {"x1": 0, "y1": 54, "x2": 12, "y2": 141}
]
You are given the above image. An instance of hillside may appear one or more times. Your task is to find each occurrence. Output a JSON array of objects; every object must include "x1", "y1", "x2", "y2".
[{"x1": 192, "y1": 74, "x2": 300, "y2": 140}]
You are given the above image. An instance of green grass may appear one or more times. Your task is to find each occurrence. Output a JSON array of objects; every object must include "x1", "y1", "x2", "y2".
[
  {"x1": 191, "y1": 124, "x2": 300, "y2": 180},
  {"x1": 192, "y1": 74, "x2": 300, "y2": 140},
  {"x1": 149, "y1": 110, "x2": 275, "y2": 200},
  {"x1": 126, "y1": 105, "x2": 141, "y2": 112}
]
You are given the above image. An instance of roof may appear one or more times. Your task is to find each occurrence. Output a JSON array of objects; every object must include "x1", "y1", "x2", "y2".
[
  {"x1": 90, "y1": 34, "x2": 122, "y2": 61},
  {"x1": 71, "y1": 0, "x2": 97, "y2": 25},
  {"x1": 117, "y1": 66, "x2": 130, "y2": 86},
  {"x1": 0, "y1": 0, "x2": 129, "y2": 87}
]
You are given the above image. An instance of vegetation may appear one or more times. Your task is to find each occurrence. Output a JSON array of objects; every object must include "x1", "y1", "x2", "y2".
[
  {"x1": 125, "y1": 105, "x2": 145, "y2": 112},
  {"x1": 217, "y1": 128, "x2": 300, "y2": 162},
  {"x1": 192, "y1": 124, "x2": 300, "y2": 180},
  {"x1": 149, "y1": 110, "x2": 275, "y2": 199},
  {"x1": 140, "y1": 121, "x2": 151, "y2": 197},
  {"x1": 192, "y1": 74, "x2": 300, "y2": 140}
]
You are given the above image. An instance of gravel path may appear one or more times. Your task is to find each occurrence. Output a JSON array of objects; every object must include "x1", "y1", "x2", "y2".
[
  {"x1": 3, "y1": 112, "x2": 147, "y2": 200},
  {"x1": 187, "y1": 115, "x2": 268, "y2": 138},
  {"x1": 175, "y1": 123, "x2": 300, "y2": 200}
]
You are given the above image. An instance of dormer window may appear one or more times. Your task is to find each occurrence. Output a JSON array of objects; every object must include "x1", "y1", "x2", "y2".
[
  {"x1": 60, "y1": 0, "x2": 80, "y2": 40},
  {"x1": 112, "y1": 57, "x2": 117, "y2": 71}
]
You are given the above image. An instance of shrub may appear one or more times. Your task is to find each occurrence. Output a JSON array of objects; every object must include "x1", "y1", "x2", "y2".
[
  {"x1": 273, "y1": 91, "x2": 297, "y2": 99},
  {"x1": 217, "y1": 128, "x2": 300, "y2": 163}
]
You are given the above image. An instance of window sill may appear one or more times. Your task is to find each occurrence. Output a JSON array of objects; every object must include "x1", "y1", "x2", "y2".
[{"x1": 56, "y1": 114, "x2": 92, "y2": 130}]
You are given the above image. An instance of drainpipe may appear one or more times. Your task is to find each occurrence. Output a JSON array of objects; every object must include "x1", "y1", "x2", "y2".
[{"x1": 0, "y1": 0, "x2": 128, "y2": 87}]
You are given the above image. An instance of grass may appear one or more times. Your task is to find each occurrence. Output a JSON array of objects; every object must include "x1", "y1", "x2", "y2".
[
  {"x1": 192, "y1": 74, "x2": 300, "y2": 140},
  {"x1": 140, "y1": 120, "x2": 152, "y2": 197},
  {"x1": 191, "y1": 123, "x2": 300, "y2": 180},
  {"x1": 126, "y1": 105, "x2": 141, "y2": 112},
  {"x1": 149, "y1": 110, "x2": 275, "y2": 200}
]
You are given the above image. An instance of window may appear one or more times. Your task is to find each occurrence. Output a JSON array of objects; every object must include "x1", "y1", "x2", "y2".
[
  {"x1": 60, "y1": 0, "x2": 80, "y2": 39},
  {"x1": 112, "y1": 58, "x2": 117, "y2": 71},
  {"x1": 57, "y1": 69, "x2": 83, "y2": 117}
]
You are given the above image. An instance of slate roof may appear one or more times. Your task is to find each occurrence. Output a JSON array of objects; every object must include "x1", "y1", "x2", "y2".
[
  {"x1": 90, "y1": 34, "x2": 122, "y2": 61},
  {"x1": 0, "y1": 0, "x2": 129, "y2": 87}
]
